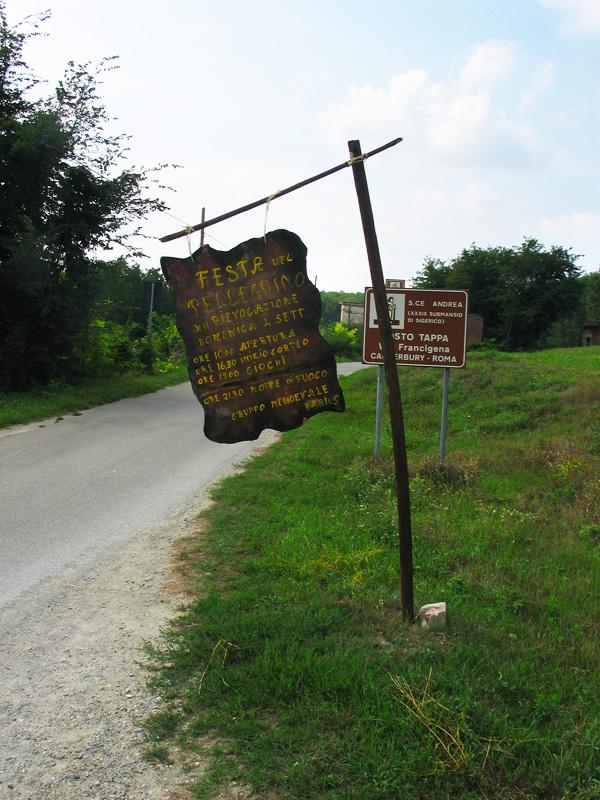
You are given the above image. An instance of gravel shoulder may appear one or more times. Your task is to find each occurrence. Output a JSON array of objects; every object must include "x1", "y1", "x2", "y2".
[{"x1": 0, "y1": 435, "x2": 277, "y2": 800}]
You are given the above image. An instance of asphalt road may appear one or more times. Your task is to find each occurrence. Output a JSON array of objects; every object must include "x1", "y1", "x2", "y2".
[{"x1": 0, "y1": 363, "x2": 367, "y2": 609}]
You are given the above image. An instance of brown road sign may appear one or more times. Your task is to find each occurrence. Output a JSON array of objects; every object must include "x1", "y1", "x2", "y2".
[
  {"x1": 362, "y1": 288, "x2": 468, "y2": 368},
  {"x1": 161, "y1": 229, "x2": 345, "y2": 444}
]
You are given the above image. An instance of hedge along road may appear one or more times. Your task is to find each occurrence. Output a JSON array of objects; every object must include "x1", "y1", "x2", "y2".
[{"x1": 0, "y1": 362, "x2": 367, "y2": 609}]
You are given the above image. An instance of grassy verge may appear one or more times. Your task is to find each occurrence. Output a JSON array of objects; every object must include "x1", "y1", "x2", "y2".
[
  {"x1": 144, "y1": 348, "x2": 600, "y2": 799},
  {"x1": 0, "y1": 365, "x2": 187, "y2": 428}
]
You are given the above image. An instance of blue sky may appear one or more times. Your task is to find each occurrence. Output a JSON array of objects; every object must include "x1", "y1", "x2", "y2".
[{"x1": 8, "y1": 0, "x2": 600, "y2": 290}]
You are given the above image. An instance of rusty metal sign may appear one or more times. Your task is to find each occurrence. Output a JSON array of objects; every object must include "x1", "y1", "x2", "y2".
[
  {"x1": 363, "y1": 288, "x2": 468, "y2": 368},
  {"x1": 161, "y1": 230, "x2": 345, "y2": 443}
]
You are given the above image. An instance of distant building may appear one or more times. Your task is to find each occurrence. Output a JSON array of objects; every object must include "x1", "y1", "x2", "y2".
[
  {"x1": 339, "y1": 302, "x2": 365, "y2": 328},
  {"x1": 466, "y1": 314, "x2": 484, "y2": 346},
  {"x1": 582, "y1": 322, "x2": 600, "y2": 346}
]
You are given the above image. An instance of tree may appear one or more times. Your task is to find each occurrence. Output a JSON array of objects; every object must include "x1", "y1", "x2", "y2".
[
  {"x1": 319, "y1": 291, "x2": 364, "y2": 325},
  {"x1": 93, "y1": 258, "x2": 173, "y2": 329},
  {"x1": 581, "y1": 269, "x2": 600, "y2": 322},
  {"x1": 414, "y1": 239, "x2": 582, "y2": 350},
  {"x1": 411, "y1": 258, "x2": 452, "y2": 290},
  {"x1": 0, "y1": 5, "x2": 167, "y2": 389}
]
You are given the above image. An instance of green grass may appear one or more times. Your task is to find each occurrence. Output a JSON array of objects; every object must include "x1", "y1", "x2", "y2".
[
  {"x1": 144, "y1": 347, "x2": 600, "y2": 799},
  {"x1": 0, "y1": 366, "x2": 188, "y2": 428}
]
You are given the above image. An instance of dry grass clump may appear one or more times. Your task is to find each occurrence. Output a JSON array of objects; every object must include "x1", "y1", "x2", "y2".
[{"x1": 414, "y1": 456, "x2": 479, "y2": 489}]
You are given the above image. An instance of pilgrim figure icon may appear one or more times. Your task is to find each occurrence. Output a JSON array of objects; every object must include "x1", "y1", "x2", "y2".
[{"x1": 374, "y1": 294, "x2": 400, "y2": 326}]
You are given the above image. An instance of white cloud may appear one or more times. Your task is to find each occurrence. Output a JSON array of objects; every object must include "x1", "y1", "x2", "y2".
[
  {"x1": 313, "y1": 38, "x2": 599, "y2": 284},
  {"x1": 319, "y1": 40, "x2": 543, "y2": 168},
  {"x1": 319, "y1": 69, "x2": 429, "y2": 143},
  {"x1": 519, "y1": 60, "x2": 555, "y2": 108},
  {"x1": 540, "y1": 0, "x2": 600, "y2": 34},
  {"x1": 534, "y1": 212, "x2": 600, "y2": 266},
  {"x1": 289, "y1": 69, "x2": 329, "y2": 92},
  {"x1": 537, "y1": 211, "x2": 600, "y2": 237},
  {"x1": 458, "y1": 40, "x2": 517, "y2": 88}
]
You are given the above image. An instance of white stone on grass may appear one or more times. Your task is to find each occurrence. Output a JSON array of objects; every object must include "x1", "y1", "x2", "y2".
[{"x1": 417, "y1": 602, "x2": 447, "y2": 628}]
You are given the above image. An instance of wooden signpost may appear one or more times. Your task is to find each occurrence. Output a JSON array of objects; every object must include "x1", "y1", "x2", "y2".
[
  {"x1": 160, "y1": 136, "x2": 416, "y2": 621},
  {"x1": 161, "y1": 230, "x2": 345, "y2": 444},
  {"x1": 348, "y1": 140, "x2": 414, "y2": 621}
]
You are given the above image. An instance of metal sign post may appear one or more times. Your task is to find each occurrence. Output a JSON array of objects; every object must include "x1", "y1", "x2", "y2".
[
  {"x1": 374, "y1": 364, "x2": 384, "y2": 460},
  {"x1": 439, "y1": 368, "x2": 450, "y2": 463},
  {"x1": 147, "y1": 281, "x2": 155, "y2": 335}
]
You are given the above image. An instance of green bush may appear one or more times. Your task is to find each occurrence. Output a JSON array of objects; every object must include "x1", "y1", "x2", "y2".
[
  {"x1": 320, "y1": 322, "x2": 362, "y2": 359},
  {"x1": 147, "y1": 315, "x2": 184, "y2": 363},
  {"x1": 76, "y1": 318, "x2": 141, "y2": 377},
  {"x1": 75, "y1": 313, "x2": 184, "y2": 378}
]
